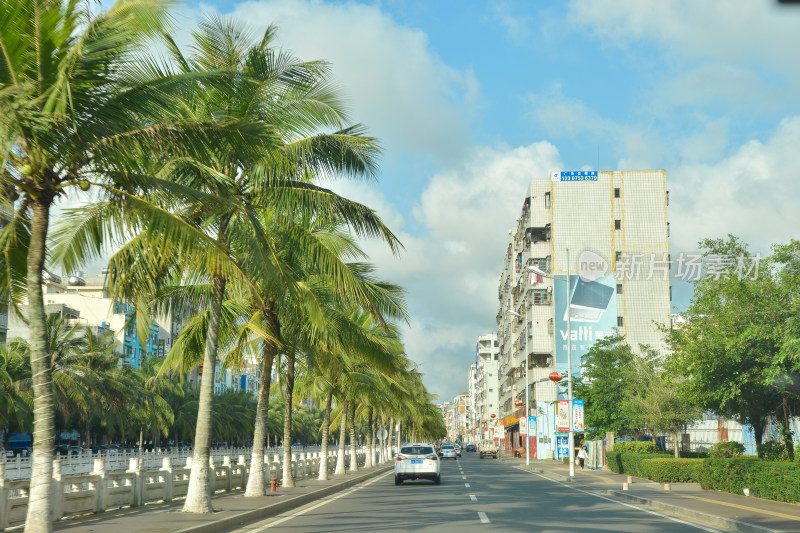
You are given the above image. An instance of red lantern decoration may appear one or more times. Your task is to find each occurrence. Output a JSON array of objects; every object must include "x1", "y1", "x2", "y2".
[
  {"x1": 514, "y1": 399, "x2": 523, "y2": 407},
  {"x1": 490, "y1": 413, "x2": 496, "y2": 419},
  {"x1": 482, "y1": 420, "x2": 486, "y2": 424},
  {"x1": 549, "y1": 371, "x2": 564, "y2": 382}
]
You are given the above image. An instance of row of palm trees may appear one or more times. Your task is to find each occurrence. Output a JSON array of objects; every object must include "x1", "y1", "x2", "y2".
[
  {"x1": 0, "y1": 1, "x2": 444, "y2": 531},
  {"x1": 0, "y1": 316, "x2": 398, "y2": 449}
]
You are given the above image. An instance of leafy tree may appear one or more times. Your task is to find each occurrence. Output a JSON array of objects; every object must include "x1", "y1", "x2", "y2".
[
  {"x1": 627, "y1": 351, "x2": 702, "y2": 458},
  {"x1": 668, "y1": 235, "x2": 788, "y2": 456},
  {"x1": 572, "y1": 336, "x2": 640, "y2": 439}
]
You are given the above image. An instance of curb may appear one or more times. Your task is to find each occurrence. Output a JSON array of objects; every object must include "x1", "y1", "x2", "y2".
[
  {"x1": 600, "y1": 490, "x2": 783, "y2": 533},
  {"x1": 174, "y1": 465, "x2": 394, "y2": 533}
]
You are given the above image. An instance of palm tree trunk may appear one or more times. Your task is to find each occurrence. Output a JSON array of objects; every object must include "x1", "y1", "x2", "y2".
[
  {"x1": 348, "y1": 402, "x2": 358, "y2": 472},
  {"x1": 182, "y1": 271, "x2": 227, "y2": 513},
  {"x1": 244, "y1": 331, "x2": 277, "y2": 496},
  {"x1": 318, "y1": 390, "x2": 333, "y2": 480},
  {"x1": 366, "y1": 407, "x2": 374, "y2": 468},
  {"x1": 24, "y1": 201, "x2": 55, "y2": 533},
  {"x1": 281, "y1": 352, "x2": 296, "y2": 487},
  {"x1": 334, "y1": 401, "x2": 347, "y2": 475}
]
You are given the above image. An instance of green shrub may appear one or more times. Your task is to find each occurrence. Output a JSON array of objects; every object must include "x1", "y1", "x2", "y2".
[
  {"x1": 642, "y1": 458, "x2": 703, "y2": 483},
  {"x1": 605, "y1": 451, "x2": 671, "y2": 478},
  {"x1": 613, "y1": 441, "x2": 658, "y2": 454},
  {"x1": 709, "y1": 441, "x2": 745, "y2": 458},
  {"x1": 678, "y1": 451, "x2": 709, "y2": 459},
  {"x1": 700, "y1": 458, "x2": 800, "y2": 502},
  {"x1": 756, "y1": 440, "x2": 790, "y2": 461}
]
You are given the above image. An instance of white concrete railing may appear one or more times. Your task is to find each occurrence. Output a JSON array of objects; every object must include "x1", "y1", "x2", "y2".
[
  {"x1": 0, "y1": 448, "x2": 379, "y2": 530},
  {"x1": 2, "y1": 446, "x2": 316, "y2": 480}
]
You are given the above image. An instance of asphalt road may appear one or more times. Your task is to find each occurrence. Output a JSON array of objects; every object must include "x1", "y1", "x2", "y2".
[{"x1": 229, "y1": 453, "x2": 722, "y2": 532}]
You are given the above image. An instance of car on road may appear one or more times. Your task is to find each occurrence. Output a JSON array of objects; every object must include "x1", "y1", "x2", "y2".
[
  {"x1": 465, "y1": 444, "x2": 476, "y2": 452},
  {"x1": 454, "y1": 444, "x2": 462, "y2": 457},
  {"x1": 438, "y1": 444, "x2": 458, "y2": 459},
  {"x1": 479, "y1": 439, "x2": 499, "y2": 459},
  {"x1": 395, "y1": 443, "x2": 440, "y2": 485}
]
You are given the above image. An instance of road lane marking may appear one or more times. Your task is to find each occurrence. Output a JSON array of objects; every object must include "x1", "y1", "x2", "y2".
[
  {"x1": 519, "y1": 468, "x2": 720, "y2": 532},
  {"x1": 465, "y1": 483, "x2": 470, "y2": 488},
  {"x1": 253, "y1": 472, "x2": 392, "y2": 530},
  {"x1": 461, "y1": 475, "x2": 467, "y2": 479},
  {"x1": 477, "y1": 512, "x2": 490, "y2": 523},
  {"x1": 469, "y1": 494, "x2": 477, "y2": 502}
]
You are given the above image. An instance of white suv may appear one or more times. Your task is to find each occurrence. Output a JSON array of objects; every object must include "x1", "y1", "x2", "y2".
[{"x1": 395, "y1": 443, "x2": 441, "y2": 485}]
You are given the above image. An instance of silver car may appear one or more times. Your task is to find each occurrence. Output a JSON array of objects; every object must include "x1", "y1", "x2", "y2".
[{"x1": 439, "y1": 444, "x2": 458, "y2": 459}]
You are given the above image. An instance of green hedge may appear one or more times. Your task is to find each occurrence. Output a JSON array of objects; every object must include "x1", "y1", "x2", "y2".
[
  {"x1": 678, "y1": 451, "x2": 709, "y2": 459},
  {"x1": 612, "y1": 441, "x2": 658, "y2": 454},
  {"x1": 642, "y1": 458, "x2": 703, "y2": 483},
  {"x1": 700, "y1": 458, "x2": 800, "y2": 502},
  {"x1": 606, "y1": 452, "x2": 672, "y2": 478}
]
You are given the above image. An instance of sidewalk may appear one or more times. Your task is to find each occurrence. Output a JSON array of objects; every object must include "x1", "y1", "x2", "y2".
[
  {"x1": 54, "y1": 464, "x2": 392, "y2": 533},
  {"x1": 506, "y1": 457, "x2": 800, "y2": 533}
]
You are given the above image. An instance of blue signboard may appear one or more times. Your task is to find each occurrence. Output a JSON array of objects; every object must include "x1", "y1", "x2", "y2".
[
  {"x1": 552, "y1": 170, "x2": 598, "y2": 182},
  {"x1": 556, "y1": 436, "x2": 569, "y2": 460},
  {"x1": 554, "y1": 274, "x2": 617, "y2": 381}
]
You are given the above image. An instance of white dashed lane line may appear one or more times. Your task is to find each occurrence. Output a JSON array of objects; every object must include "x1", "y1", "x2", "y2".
[
  {"x1": 461, "y1": 475, "x2": 467, "y2": 479},
  {"x1": 469, "y1": 494, "x2": 477, "y2": 502},
  {"x1": 478, "y1": 512, "x2": 490, "y2": 523},
  {"x1": 465, "y1": 483, "x2": 470, "y2": 488}
]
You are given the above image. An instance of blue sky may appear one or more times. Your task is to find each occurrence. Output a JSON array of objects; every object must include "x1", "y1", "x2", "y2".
[{"x1": 123, "y1": 0, "x2": 800, "y2": 401}]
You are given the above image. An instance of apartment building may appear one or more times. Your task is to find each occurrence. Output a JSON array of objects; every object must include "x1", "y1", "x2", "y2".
[
  {"x1": 7, "y1": 272, "x2": 184, "y2": 367},
  {"x1": 496, "y1": 170, "x2": 670, "y2": 457},
  {"x1": 467, "y1": 334, "x2": 500, "y2": 443},
  {"x1": 442, "y1": 392, "x2": 470, "y2": 443}
]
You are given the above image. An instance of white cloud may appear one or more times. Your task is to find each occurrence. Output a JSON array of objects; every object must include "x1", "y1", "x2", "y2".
[
  {"x1": 669, "y1": 116, "x2": 800, "y2": 255},
  {"x1": 567, "y1": 0, "x2": 800, "y2": 75},
  {"x1": 180, "y1": 0, "x2": 477, "y2": 164},
  {"x1": 490, "y1": 0, "x2": 531, "y2": 44}
]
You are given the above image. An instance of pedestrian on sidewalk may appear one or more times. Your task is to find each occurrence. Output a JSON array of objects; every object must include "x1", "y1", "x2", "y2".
[{"x1": 577, "y1": 445, "x2": 588, "y2": 470}]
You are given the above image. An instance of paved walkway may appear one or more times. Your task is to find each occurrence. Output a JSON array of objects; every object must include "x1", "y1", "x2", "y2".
[
  {"x1": 504, "y1": 457, "x2": 800, "y2": 532},
  {"x1": 54, "y1": 464, "x2": 392, "y2": 533}
]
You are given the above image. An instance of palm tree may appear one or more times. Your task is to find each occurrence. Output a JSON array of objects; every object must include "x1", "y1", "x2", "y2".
[
  {"x1": 53, "y1": 15, "x2": 397, "y2": 508},
  {"x1": 0, "y1": 1, "x2": 227, "y2": 529},
  {"x1": 0, "y1": 340, "x2": 32, "y2": 435}
]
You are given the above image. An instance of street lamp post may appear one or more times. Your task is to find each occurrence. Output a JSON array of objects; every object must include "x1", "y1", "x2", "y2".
[
  {"x1": 529, "y1": 249, "x2": 575, "y2": 477},
  {"x1": 508, "y1": 308, "x2": 530, "y2": 466}
]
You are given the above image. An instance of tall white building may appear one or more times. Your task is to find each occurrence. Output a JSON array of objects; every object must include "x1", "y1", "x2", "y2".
[
  {"x1": 496, "y1": 170, "x2": 671, "y2": 458},
  {"x1": 467, "y1": 334, "x2": 499, "y2": 443}
]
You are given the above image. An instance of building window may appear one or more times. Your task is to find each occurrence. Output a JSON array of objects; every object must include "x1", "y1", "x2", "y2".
[
  {"x1": 532, "y1": 289, "x2": 550, "y2": 305},
  {"x1": 614, "y1": 187, "x2": 620, "y2": 198},
  {"x1": 544, "y1": 192, "x2": 551, "y2": 208},
  {"x1": 670, "y1": 285, "x2": 673, "y2": 301},
  {"x1": 615, "y1": 251, "x2": 622, "y2": 261},
  {"x1": 617, "y1": 316, "x2": 624, "y2": 327},
  {"x1": 616, "y1": 283, "x2": 623, "y2": 294},
  {"x1": 615, "y1": 219, "x2": 621, "y2": 230}
]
